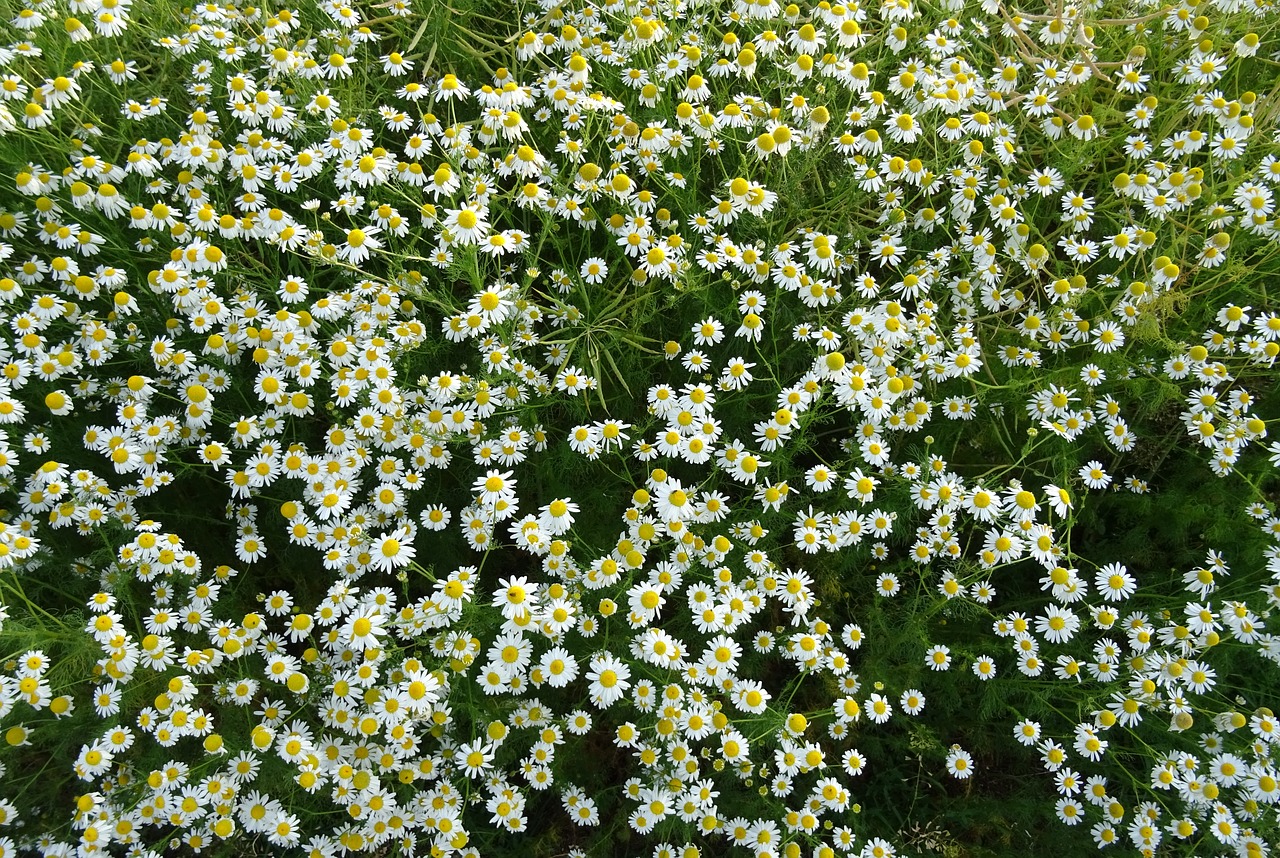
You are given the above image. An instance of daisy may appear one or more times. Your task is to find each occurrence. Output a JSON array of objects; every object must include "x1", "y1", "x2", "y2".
[
  {"x1": 1037, "y1": 605, "x2": 1081, "y2": 644},
  {"x1": 887, "y1": 111, "x2": 920, "y2": 143},
  {"x1": 1078, "y1": 461, "x2": 1111, "y2": 489},
  {"x1": 665, "y1": 340, "x2": 702, "y2": 369},
  {"x1": 338, "y1": 225, "x2": 381, "y2": 264},
  {"x1": 443, "y1": 203, "x2": 489, "y2": 245},
  {"x1": 1236, "y1": 32, "x2": 1261, "y2": 57},
  {"x1": 538, "y1": 498, "x2": 578, "y2": 535},
  {"x1": 585, "y1": 652, "x2": 631, "y2": 708},
  {"x1": 456, "y1": 739, "x2": 495, "y2": 778},
  {"x1": 323, "y1": 51, "x2": 355, "y2": 79},
  {"x1": 692, "y1": 317, "x2": 724, "y2": 346},
  {"x1": 343, "y1": 609, "x2": 384, "y2": 650},
  {"x1": 1056, "y1": 798, "x2": 1084, "y2": 826},
  {"x1": 369, "y1": 528, "x2": 414, "y2": 572},
  {"x1": 1116, "y1": 64, "x2": 1150, "y2": 93},
  {"x1": 1013, "y1": 719, "x2": 1042, "y2": 747},
  {"x1": 1096, "y1": 563, "x2": 1135, "y2": 601},
  {"x1": 945, "y1": 746, "x2": 974, "y2": 779},
  {"x1": 804, "y1": 464, "x2": 838, "y2": 492},
  {"x1": 580, "y1": 257, "x2": 608, "y2": 284},
  {"x1": 1068, "y1": 114, "x2": 1100, "y2": 140},
  {"x1": 1043, "y1": 484, "x2": 1072, "y2": 516},
  {"x1": 866, "y1": 693, "x2": 892, "y2": 723},
  {"x1": 1211, "y1": 132, "x2": 1244, "y2": 160},
  {"x1": 875, "y1": 573, "x2": 900, "y2": 597}
]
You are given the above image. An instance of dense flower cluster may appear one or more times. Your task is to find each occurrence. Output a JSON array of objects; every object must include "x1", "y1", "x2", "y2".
[{"x1": 0, "y1": 0, "x2": 1277, "y2": 855}]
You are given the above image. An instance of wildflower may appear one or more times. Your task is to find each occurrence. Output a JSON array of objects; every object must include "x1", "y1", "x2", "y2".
[
  {"x1": 1074, "y1": 725, "x2": 1107, "y2": 761},
  {"x1": 475, "y1": 469, "x2": 517, "y2": 506},
  {"x1": 586, "y1": 652, "x2": 631, "y2": 708},
  {"x1": 1037, "y1": 605, "x2": 1081, "y2": 644},
  {"x1": 556, "y1": 366, "x2": 591, "y2": 396},
  {"x1": 494, "y1": 576, "x2": 537, "y2": 621},
  {"x1": 972, "y1": 655, "x2": 996, "y2": 680},
  {"x1": 1043, "y1": 484, "x2": 1072, "y2": 516},
  {"x1": 1096, "y1": 563, "x2": 1135, "y2": 601},
  {"x1": 1093, "y1": 321, "x2": 1125, "y2": 353},
  {"x1": 369, "y1": 528, "x2": 415, "y2": 572},
  {"x1": 443, "y1": 203, "x2": 489, "y2": 245},
  {"x1": 945, "y1": 746, "x2": 974, "y2": 779},
  {"x1": 456, "y1": 739, "x2": 496, "y2": 778},
  {"x1": 866, "y1": 693, "x2": 892, "y2": 724},
  {"x1": 580, "y1": 257, "x2": 608, "y2": 284},
  {"x1": 1056, "y1": 798, "x2": 1084, "y2": 825},
  {"x1": 338, "y1": 225, "x2": 381, "y2": 264},
  {"x1": 925, "y1": 645, "x2": 951, "y2": 671},
  {"x1": 655, "y1": 479, "x2": 697, "y2": 522},
  {"x1": 1068, "y1": 114, "x2": 1100, "y2": 140},
  {"x1": 342, "y1": 609, "x2": 384, "y2": 650},
  {"x1": 692, "y1": 317, "x2": 724, "y2": 346}
]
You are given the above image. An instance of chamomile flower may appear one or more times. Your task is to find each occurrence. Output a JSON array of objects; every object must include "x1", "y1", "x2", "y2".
[
  {"x1": 586, "y1": 652, "x2": 631, "y2": 708},
  {"x1": 368, "y1": 527, "x2": 415, "y2": 572},
  {"x1": 692, "y1": 317, "x2": 724, "y2": 346},
  {"x1": 945, "y1": 746, "x2": 974, "y2": 779},
  {"x1": 1078, "y1": 461, "x2": 1111, "y2": 489}
]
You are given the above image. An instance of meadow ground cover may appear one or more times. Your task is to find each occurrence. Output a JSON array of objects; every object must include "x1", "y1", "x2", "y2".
[{"x1": 0, "y1": 0, "x2": 1279, "y2": 855}]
